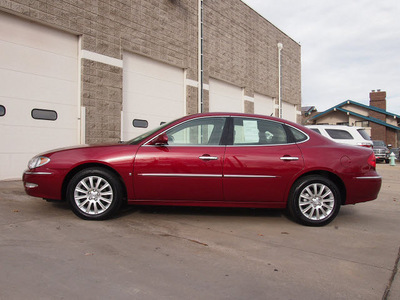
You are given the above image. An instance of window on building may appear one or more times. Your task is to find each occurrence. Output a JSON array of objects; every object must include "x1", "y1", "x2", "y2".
[
  {"x1": 355, "y1": 120, "x2": 369, "y2": 127},
  {"x1": 133, "y1": 119, "x2": 148, "y2": 128},
  {"x1": 31, "y1": 109, "x2": 57, "y2": 121},
  {"x1": 0, "y1": 105, "x2": 5, "y2": 117},
  {"x1": 336, "y1": 122, "x2": 349, "y2": 126}
]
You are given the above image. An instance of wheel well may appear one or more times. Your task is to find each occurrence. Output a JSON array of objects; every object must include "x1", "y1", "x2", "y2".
[
  {"x1": 61, "y1": 163, "x2": 128, "y2": 202},
  {"x1": 293, "y1": 171, "x2": 347, "y2": 205}
]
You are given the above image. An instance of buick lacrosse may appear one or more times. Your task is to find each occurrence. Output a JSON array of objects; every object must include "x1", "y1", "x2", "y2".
[{"x1": 23, "y1": 113, "x2": 382, "y2": 226}]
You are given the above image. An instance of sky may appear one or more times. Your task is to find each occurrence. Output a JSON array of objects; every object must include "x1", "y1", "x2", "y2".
[{"x1": 241, "y1": 0, "x2": 400, "y2": 114}]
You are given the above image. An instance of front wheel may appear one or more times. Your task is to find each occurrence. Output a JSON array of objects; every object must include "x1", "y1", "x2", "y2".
[
  {"x1": 66, "y1": 168, "x2": 123, "y2": 220},
  {"x1": 288, "y1": 175, "x2": 341, "y2": 226}
]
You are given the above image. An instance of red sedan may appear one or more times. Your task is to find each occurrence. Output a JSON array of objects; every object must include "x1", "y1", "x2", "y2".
[{"x1": 23, "y1": 113, "x2": 382, "y2": 226}]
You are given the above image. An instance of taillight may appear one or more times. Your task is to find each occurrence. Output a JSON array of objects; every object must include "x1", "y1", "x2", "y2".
[
  {"x1": 357, "y1": 142, "x2": 373, "y2": 148},
  {"x1": 368, "y1": 153, "x2": 377, "y2": 169}
]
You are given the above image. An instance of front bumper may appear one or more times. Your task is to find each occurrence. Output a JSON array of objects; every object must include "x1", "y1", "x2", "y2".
[{"x1": 23, "y1": 170, "x2": 63, "y2": 200}]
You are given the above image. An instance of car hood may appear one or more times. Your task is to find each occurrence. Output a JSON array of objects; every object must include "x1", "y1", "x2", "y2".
[
  {"x1": 33, "y1": 143, "x2": 140, "y2": 169},
  {"x1": 37, "y1": 143, "x2": 125, "y2": 156}
]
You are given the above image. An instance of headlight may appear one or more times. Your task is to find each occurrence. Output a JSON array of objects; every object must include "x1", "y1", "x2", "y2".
[{"x1": 28, "y1": 156, "x2": 50, "y2": 169}]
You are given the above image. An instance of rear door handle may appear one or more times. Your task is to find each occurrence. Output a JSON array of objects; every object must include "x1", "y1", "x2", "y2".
[
  {"x1": 199, "y1": 155, "x2": 218, "y2": 161},
  {"x1": 280, "y1": 156, "x2": 299, "y2": 161}
]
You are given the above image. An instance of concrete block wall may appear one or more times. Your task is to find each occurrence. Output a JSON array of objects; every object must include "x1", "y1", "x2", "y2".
[
  {"x1": 1, "y1": 0, "x2": 301, "y2": 142},
  {"x1": 203, "y1": 1, "x2": 301, "y2": 118}
]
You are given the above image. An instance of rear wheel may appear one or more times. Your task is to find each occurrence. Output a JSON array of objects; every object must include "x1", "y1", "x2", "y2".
[
  {"x1": 288, "y1": 175, "x2": 341, "y2": 226},
  {"x1": 66, "y1": 168, "x2": 123, "y2": 220}
]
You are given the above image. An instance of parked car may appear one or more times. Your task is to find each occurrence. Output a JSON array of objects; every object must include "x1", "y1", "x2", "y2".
[
  {"x1": 23, "y1": 113, "x2": 382, "y2": 226},
  {"x1": 306, "y1": 125, "x2": 373, "y2": 148},
  {"x1": 372, "y1": 140, "x2": 390, "y2": 163}
]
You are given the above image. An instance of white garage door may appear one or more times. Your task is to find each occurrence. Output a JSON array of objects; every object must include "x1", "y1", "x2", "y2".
[
  {"x1": 0, "y1": 12, "x2": 79, "y2": 180},
  {"x1": 209, "y1": 78, "x2": 242, "y2": 113},
  {"x1": 122, "y1": 53, "x2": 184, "y2": 140},
  {"x1": 254, "y1": 93, "x2": 275, "y2": 116},
  {"x1": 282, "y1": 101, "x2": 297, "y2": 122}
]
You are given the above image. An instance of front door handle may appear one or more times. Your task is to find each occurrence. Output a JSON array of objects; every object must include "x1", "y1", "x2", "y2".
[
  {"x1": 280, "y1": 156, "x2": 299, "y2": 161},
  {"x1": 199, "y1": 155, "x2": 218, "y2": 161}
]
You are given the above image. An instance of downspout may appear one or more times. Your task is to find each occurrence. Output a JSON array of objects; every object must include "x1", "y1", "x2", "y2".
[
  {"x1": 277, "y1": 43, "x2": 283, "y2": 118},
  {"x1": 198, "y1": 0, "x2": 204, "y2": 113}
]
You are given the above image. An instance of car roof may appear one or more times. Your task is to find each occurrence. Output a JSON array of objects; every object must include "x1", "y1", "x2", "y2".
[
  {"x1": 306, "y1": 125, "x2": 366, "y2": 130},
  {"x1": 185, "y1": 112, "x2": 298, "y2": 126}
]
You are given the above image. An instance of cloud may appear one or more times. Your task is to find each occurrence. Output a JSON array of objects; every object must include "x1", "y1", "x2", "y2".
[{"x1": 242, "y1": 0, "x2": 400, "y2": 113}]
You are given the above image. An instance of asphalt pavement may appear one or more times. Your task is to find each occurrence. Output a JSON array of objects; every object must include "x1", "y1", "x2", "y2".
[{"x1": 0, "y1": 164, "x2": 399, "y2": 299}]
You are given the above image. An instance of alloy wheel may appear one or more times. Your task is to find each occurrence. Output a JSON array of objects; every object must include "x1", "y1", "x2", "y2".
[{"x1": 73, "y1": 175, "x2": 114, "y2": 215}]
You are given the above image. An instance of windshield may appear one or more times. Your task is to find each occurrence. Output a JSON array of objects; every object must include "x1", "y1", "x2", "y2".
[
  {"x1": 126, "y1": 118, "x2": 179, "y2": 145},
  {"x1": 373, "y1": 140, "x2": 385, "y2": 147}
]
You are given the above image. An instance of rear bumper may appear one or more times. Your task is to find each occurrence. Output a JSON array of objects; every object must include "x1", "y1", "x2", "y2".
[
  {"x1": 345, "y1": 175, "x2": 382, "y2": 205},
  {"x1": 374, "y1": 154, "x2": 388, "y2": 160}
]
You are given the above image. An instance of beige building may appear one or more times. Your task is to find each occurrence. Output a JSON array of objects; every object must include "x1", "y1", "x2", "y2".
[
  {"x1": 0, "y1": 0, "x2": 301, "y2": 179},
  {"x1": 307, "y1": 90, "x2": 400, "y2": 147}
]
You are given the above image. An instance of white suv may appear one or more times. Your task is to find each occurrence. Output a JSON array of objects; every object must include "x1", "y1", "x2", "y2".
[{"x1": 306, "y1": 125, "x2": 373, "y2": 148}]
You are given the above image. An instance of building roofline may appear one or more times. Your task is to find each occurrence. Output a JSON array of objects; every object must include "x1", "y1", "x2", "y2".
[
  {"x1": 335, "y1": 107, "x2": 400, "y2": 131},
  {"x1": 310, "y1": 100, "x2": 400, "y2": 121},
  {"x1": 239, "y1": 1, "x2": 301, "y2": 46}
]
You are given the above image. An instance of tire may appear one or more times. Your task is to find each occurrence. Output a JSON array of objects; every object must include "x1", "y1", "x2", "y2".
[
  {"x1": 66, "y1": 168, "x2": 123, "y2": 220},
  {"x1": 288, "y1": 175, "x2": 341, "y2": 226}
]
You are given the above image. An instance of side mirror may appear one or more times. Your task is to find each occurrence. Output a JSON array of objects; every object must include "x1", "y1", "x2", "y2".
[{"x1": 152, "y1": 133, "x2": 168, "y2": 146}]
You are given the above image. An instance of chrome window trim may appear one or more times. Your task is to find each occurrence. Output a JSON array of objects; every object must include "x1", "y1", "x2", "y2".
[
  {"x1": 142, "y1": 115, "x2": 310, "y2": 147},
  {"x1": 226, "y1": 142, "x2": 296, "y2": 147}
]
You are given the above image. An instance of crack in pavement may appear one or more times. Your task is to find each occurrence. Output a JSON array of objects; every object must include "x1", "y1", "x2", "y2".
[{"x1": 382, "y1": 246, "x2": 400, "y2": 300}]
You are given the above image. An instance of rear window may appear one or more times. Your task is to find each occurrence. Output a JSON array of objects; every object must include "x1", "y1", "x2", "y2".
[
  {"x1": 310, "y1": 128, "x2": 321, "y2": 134},
  {"x1": 325, "y1": 129, "x2": 353, "y2": 140},
  {"x1": 357, "y1": 129, "x2": 371, "y2": 140},
  {"x1": 288, "y1": 127, "x2": 308, "y2": 142}
]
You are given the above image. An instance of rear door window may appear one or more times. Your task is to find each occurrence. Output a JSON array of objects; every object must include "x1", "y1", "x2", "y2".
[
  {"x1": 232, "y1": 118, "x2": 287, "y2": 145},
  {"x1": 325, "y1": 129, "x2": 353, "y2": 140}
]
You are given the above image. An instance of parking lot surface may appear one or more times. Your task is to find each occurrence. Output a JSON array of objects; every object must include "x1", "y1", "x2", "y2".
[{"x1": 1, "y1": 164, "x2": 399, "y2": 299}]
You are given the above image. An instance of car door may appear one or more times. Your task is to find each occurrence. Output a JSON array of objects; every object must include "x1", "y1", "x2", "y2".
[
  {"x1": 223, "y1": 117, "x2": 304, "y2": 203},
  {"x1": 133, "y1": 116, "x2": 227, "y2": 202}
]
